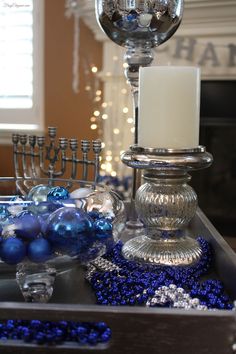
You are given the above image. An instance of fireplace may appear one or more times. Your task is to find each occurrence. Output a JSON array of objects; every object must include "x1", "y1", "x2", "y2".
[{"x1": 191, "y1": 80, "x2": 236, "y2": 237}]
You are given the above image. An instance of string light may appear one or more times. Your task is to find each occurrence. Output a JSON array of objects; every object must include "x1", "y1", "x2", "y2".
[
  {"x1": 94, "y1": 110, "x2": 100, "y2": 117},
  {"x1": 85, "y1": 85, "x2": 91, "y2": 91},
  {"x1": 113, "y1": 128, "x2": 120, "y2": 135},
  {"x1": 87, "y1": 57, "x2": 133, "y2": 178},
  {"x1": 127, "y1": 117, "x2": 133, "y2": 124},
  {"x1": 130, "y1": 127, "x2": 135, "y2": 133},
  {"x1": 123, "y1": 63, "x2": 128, "y2": 69},
  {"x1": 106, "y1": 162, "x2": 112, "y2": 172},
  {"x1": 91, "y1": 66, "x2": 98, "y2": 73}
]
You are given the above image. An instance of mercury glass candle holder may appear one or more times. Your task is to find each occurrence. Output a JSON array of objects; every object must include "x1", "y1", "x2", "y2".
[{"x1": 121, "y1": 145, "x2": 213, "y2": 265}]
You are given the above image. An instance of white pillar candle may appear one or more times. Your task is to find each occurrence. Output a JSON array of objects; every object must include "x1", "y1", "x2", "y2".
[{"x1": 138, "y1": 66, "x2": 200, "y2": 149}]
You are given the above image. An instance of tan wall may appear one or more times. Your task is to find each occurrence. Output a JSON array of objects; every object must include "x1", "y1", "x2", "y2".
[
  {"x1": 0, "y1": 146, "x2": 14, "y2": 177},
  {"x1": 45, "y1": 0, "x2": 102, "y2": 140},
  {"x1": 0, "y1": 0, "x2": 102, "y2": 178}
]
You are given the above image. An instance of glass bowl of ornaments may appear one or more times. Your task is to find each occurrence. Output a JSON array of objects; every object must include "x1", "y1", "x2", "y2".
[{"x1": 0, "y1": 178, "x2": 126, "y2": 302}]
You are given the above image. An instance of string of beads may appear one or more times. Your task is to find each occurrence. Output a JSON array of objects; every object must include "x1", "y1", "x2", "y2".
[
  {"x1": 87, "y1": 238, "x2": 232, "y2": 310},
  {"x1": 0, "y1": 320, "x2": 111, "y2": 345}
]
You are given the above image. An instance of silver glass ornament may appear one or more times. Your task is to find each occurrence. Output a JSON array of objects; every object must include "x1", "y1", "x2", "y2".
[
  {"x1": 27, "y1": 184, "x2": 52, "y2": 203},
  {"x1": 85, "y1": 189, "x2": 126, "y2": 241}
]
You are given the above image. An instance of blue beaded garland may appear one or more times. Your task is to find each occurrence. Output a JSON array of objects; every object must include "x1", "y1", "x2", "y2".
[
  {"x1": 87, "y1": 238, "x2": 233, "y2": 310},
  {"x1": 27, "y1": 238, "x2": 53, "y2": 263},
  {"x1": 0, "y1": 237, "x2": 26, "y2": 265},
  {"x1": 0, "y1": 320, "x2": 111, "y2": 346}
]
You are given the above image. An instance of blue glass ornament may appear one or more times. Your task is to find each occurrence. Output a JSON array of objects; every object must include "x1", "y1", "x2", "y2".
[
  {"x1": 16, "y1": 210, "x2": 34, "y2": 218},
  {"x1": 14, "y1": 213, "x2": 41, "y2": 240},
  {"x1": 0, "y1": 204, "x2": 10, "y2": 220},
  {"x1": 27, "y1": 238, "x2": 53, "y2": 263},
  {"x1": 27, "y1": 184, "x2": 52, "y2": 203},
  {"x1": 94, "y1": 218, "x2": 112, "y2": 235},
  {"x1": 45, "y1": 207, "x2": 94, "y2": 256},
  {"x1": 47, "y1": 187, "x2": 69, "y2": 201},
  {"x1": 0, "y1": 237, "x2": 26, "y2": 265},
  {"x1": 88, "y1": 211, "x2": 101, "y2": 220}
]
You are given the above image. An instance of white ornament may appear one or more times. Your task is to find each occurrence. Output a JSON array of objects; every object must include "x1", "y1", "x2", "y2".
[
  {"x1": 7, "y1": 197, "x2": 24, "y2": 216},
  {"x1": 2, "y1": 224, "x2": 17, "y2": 238},
  {"x1": 70, "y1": 187, "x2": 93, "y2": 208}
]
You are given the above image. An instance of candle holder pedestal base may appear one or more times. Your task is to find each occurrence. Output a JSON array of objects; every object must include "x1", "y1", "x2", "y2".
[
  {"x1": 121, "y1": 145, "x2": 213, "y2": 266},
  {"x1": 122, "y1": 231, "x2": 202, "y2": 266}
]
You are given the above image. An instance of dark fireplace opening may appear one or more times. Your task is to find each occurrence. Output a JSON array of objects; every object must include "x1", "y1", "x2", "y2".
[{"x1": 191, "y1": 80, "x2": 236, "y2": 237}]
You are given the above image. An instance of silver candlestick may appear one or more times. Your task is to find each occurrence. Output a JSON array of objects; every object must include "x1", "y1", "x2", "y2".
[
  {"x1": 121, "y1": 145, "x2": 213, "y2": 265},
  {"x1": 95, "y1": 0, "x2": 184, "y2": 231}
]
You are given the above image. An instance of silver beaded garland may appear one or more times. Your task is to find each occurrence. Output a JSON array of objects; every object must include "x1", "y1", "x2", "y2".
[
  {"x1": 146, "y1": 284, "x2": 207, "y2": 310},
  {"x1": 91, "y1": 257, "x2": 121, "y2": 272},
  {"x1": 85, "y1": 257, "x2": 121, "y2": 281}
]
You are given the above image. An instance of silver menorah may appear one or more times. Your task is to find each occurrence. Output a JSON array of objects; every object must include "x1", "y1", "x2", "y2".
[{"x1": 11, "y1": 127, "x2": 102, "y2": 193}]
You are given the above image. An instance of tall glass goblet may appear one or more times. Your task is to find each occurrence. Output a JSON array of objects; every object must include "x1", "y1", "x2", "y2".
[{"x1": 95, "y1": 0, "x2": 184, "y2": 235}]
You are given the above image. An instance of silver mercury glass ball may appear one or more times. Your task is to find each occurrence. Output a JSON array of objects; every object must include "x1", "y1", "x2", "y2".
[{"x1": 95, "y1": 0, "x2": 184, "y2": 48}]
